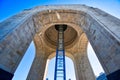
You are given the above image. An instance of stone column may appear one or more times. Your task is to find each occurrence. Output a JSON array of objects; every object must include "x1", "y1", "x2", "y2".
[
  {"x1": 73, "y1": 52, "x2": 95, "y2": 80},
  {"x1": 81, "y1": 11, "x2": 120, "y2": 80},
  {"x1": 0, "y1": 11, "x2": 35, "y2": 80},
  {"x1": 27, "y1": 50, "x2": 48, "y2": 80}
]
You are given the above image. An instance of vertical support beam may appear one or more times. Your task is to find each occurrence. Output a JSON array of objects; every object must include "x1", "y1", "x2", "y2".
[
  {"x1": 81, "y1": 13, "x2": 120, "y2": 80},
  {"x1": 0, "y1": 11, "x2": 35, "y2": 80},
  {"x1": 27, "y1": 51, "x2": 47, "y2": 80},
  {"x1": 74, "y1": 52, "x2": 95, "y2": 80}
]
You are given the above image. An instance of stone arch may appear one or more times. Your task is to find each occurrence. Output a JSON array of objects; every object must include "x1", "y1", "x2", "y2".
[
  {"x1": 45, "y1": 51, "x2": 76, "y2": 79},
  {"x1": 0, "y1": 5, "x2": 120, "y2": 80},
  {"x1": 47, "y1": 51, "x2": 74, "y2": 61}
]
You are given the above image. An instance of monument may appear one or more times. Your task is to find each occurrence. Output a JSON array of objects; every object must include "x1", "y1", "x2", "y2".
[{"x1": 0, "y1": 5, "x2": 120, "y2": 80}]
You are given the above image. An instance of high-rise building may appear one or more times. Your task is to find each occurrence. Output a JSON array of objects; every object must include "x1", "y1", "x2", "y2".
[{"x1": 97, "y1": 73, "x2": 107, "y2": 80}]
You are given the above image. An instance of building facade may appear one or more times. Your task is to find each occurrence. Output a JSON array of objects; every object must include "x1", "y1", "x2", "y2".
[{"x1": 97, "y1": 73, "x2": 107, "y2": 80}]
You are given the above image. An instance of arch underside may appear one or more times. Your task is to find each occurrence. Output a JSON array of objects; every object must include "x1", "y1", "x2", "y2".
[{"x1": 29, "y1": 9, "x2": 95, "y2": 80}]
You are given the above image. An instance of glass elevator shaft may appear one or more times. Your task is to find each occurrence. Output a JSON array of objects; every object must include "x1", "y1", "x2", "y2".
[{"x1": 54, "y1": 25, "x2": 67, "y2": 80}]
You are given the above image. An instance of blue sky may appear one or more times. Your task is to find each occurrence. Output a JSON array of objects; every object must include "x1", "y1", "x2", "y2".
[
  {"x1": 1, "y1": 0, "x2": 120, "y2": 80},
  {"x1": 46, "y1": 57, "x2": 76, "y2": 80},
  {"x1": 12, "y1": 42, "x2": 103, "y2": 80},
  {"x1": 0, "y1": 0, "x2": 120, "y2": 21}
]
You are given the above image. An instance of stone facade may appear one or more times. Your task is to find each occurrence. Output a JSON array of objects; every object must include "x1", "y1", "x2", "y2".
[{"x1": 0, "y1": 5, "x2": 120, "y2": 80}]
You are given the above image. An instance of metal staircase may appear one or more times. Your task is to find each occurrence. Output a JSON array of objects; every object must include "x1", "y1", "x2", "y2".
[{"x1": 54, "y1": 25, "x2": 67, "y2": 80}]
